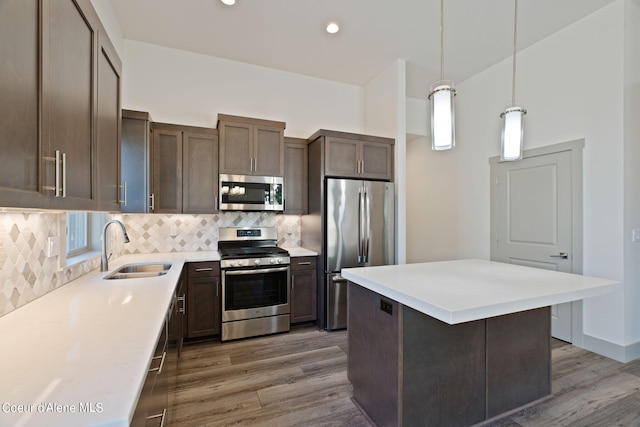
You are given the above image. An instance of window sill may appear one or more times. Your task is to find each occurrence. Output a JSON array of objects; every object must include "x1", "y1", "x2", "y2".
[{"x1": 66, "y1": 250, "x2": 100, "y2": 269}]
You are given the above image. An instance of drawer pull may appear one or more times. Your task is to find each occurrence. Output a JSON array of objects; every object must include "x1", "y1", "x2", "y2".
[
  {"x1": 147, "y1": 408, "x2": 166, "y2": 427},
  {"x1": 195, "y1": 267, "x2": 213, "y2": 272},
  {"x1": 297, "y1": 262, "x2": 312, "y2": 266},
  {"x1": 149, "y1": 351, "x2": 166, "y2": 374}
]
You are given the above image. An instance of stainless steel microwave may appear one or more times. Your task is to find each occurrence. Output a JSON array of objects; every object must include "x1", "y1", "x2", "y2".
[{"x1": 219, "y1": 174, "x2": 284, "y2": 211}]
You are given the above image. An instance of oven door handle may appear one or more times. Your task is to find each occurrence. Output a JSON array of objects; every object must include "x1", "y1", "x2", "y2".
[{"x1": 224, "y1": 266, "x2": 290, "y2": 276}]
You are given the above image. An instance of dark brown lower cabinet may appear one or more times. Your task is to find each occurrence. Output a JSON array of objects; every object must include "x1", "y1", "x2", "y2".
[
  {"x1": 348, "y1": 282, "x2": 551, "y2": 427},
  {"x1": 187, "y1": 262, "x2": 221, "y2": 338},
  {"x1": 290, "y1": 257, "x2": 317, "y2": 323},
  {"x1": 132, "y1": 307, "x2": 170, "y2": 427}
]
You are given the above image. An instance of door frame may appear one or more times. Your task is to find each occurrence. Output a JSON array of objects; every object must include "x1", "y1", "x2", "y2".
[{"x1": 489, "y1": 139, "x2": 585, "y2": 345}]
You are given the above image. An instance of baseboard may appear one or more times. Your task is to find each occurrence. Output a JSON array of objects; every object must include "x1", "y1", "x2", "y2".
[{"x1": 582, "y1": 334, "x2": 640, "y2": 363}]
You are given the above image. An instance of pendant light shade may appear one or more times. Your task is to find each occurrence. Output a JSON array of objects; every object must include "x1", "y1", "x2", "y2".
[
  {"x1": 429, "y1": 0, "x2": 456, "y2": 151},
  {"x1": 500, "y1": 106, "x2": 526, "y2": 161},
  {"x1": 500, "y1": 0, "x2": 526, "y2": 162},
  {"x1": 429, "y1": 81, "x2": 456, "y2": 150}
]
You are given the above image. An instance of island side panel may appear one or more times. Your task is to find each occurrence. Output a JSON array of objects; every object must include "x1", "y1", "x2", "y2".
[
  {"x1": 402, "y1": 306, "x2": 486, "y2": 426},
  {"x1": 348, "y1": 282, "x2": 400, "y2": 427},
  {"x1": 486, "y1": 307, "x2": 552, "y2": 418}
]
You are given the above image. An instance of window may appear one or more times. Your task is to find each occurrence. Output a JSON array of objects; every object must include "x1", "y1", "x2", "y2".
[{"x1": 67, "y1": 212, "x2": 89, "y2": 257}]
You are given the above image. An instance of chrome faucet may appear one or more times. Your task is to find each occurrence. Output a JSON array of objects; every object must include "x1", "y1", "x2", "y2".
[{"x1": 101, "y1": 220, "x2": 130, "y2": 272}]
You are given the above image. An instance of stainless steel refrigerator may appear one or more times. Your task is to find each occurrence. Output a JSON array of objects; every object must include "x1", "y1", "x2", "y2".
[{"x1": 324, "y1": 178, "x2": 395, "y2": 330}]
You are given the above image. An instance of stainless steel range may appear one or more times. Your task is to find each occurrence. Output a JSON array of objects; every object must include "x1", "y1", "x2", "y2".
[{"x1": 218, "y1": 227, "x2": 290, "y2": 341}]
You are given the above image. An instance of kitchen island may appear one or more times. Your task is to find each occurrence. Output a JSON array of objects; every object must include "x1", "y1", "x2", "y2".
[{"x1": 341, "y1": 259, "x2": 621, "y2": 427}]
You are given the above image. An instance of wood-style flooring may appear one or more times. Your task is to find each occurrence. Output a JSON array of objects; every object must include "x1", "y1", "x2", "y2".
[{"x1": 169, "y1": 325, "x2": 640, "y2": 427}]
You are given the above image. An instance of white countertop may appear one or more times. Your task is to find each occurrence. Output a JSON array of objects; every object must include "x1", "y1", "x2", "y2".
[
  {"x1": 285, "y1": 247, "x2": 318, "y2": 257},
  {"x1": 0, "y1": 246, "x2": 315, "y2": 427},
  {"x1": 0, "y1": 251, "x2": 221, "y2": 427},
  {"x1": 341, "y1": 259, "x2": 622, "y2": 325}
]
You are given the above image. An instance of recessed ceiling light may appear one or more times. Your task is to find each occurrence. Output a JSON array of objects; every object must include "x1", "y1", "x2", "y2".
[
  {"x1": 326, "y1": 22, "x2": 339, "y2": 34},
  {"x1": 221, "y1": 0, "x2": 235, "y2": 5}
]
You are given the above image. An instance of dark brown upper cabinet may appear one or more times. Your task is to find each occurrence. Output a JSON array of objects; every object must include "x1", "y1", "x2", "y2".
[
  {"x1": 96, "y1": 31, "x2": 122, "y2": 212},
  {"x1": 284, "y1": 137, "x2": 308, "y2": 215},
  {"x1": 218, "y1": 114, "x2": 285, "y2": 177},
  {"x1": 0, "y1": 0, "x2": 43, "y2": 208},
  {"x1": 308, "y1": 130, "x2": 395, "y2": 182},
  {"x1": 43, "y1": 0, "x2": 99, "y2": 210},
  {"x1": 183, "y1": 130, "x2": 219, "y2": 214},
  {"x1": 0, "y1": 0, "x2": 121, "y2": 211},
  {"x1": 150, "y1": 122, "x2": 218, "y2": 214},
  {"x1": 121, "y1": 110, "x2": 152, "y2": 213}
]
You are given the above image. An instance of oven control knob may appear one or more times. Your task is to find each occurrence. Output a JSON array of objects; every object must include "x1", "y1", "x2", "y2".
[
  {"x1": 254, "y1": 259, "x2": 261, "y2": 266},
  {"x1": 238, "y1": 260, "x2": 244, "y2": 266},
  {"x1": 270, "y1": 258, "x2": 276, "y2": 264}
]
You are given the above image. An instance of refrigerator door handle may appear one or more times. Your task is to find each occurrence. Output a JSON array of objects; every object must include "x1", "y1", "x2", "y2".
[
  {"x1": 358, "y1": 187, "x2": 363, "y2": 263},
  {"x1": 364, "y1": 188, "x2": 371, "y2": 263}
]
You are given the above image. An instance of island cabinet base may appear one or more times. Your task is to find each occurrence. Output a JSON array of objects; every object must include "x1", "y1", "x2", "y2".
[{"x1": 347, "y1": 283, "x2": 551, "y2": 427}]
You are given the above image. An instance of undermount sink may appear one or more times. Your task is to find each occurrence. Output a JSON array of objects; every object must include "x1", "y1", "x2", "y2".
[{"x1": 104, "y1": 263, "x2": 172, "y2": 280}]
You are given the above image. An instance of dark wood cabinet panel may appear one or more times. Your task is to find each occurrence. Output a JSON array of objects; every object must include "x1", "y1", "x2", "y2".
[
  {"x1": 121, "y1": 110, "x2": 151, "y2": 213},
  {"x1": 254, "y1": 125, "x2": 284, "y2": 176},
  {"x1": 186, "y1": 262, "x2": 221, "y2": 338},
  {"x1": 361, "y1": 141, "x2": 393, "y2": 180},
  {"x1": 43, "y1": 0, "x2": 97, "y2": 209},
  {"x1": 151, "y1": 124, "x2": 183, "y2": 213},
  {"x1": 219, "y1": 121, "x2": 253, "y2": 175},
  {"x1": 290, "y1": 257, "x2": 317, "y2": 323},
  {"x1": 325, "y1": 137, "x2": 359, "y2": 177},
  {"x1": 284, "y1": 138, "x2": 308, "y2": 214},
  {"x1": 218, "y1": 114, "x2": 285, "y2": 176},
  {"x1": 310, "y1": 130, "x2": 394, "y2": 181},
  {"x1": 96, "y1": 33, "x2": 122, "y2": 212},
  {"x1": 183, "y1": 131, "x2": 219, "y2": 213},
  {"x1": 0, "y1": 0, "x2": 42, "y2": 208}
]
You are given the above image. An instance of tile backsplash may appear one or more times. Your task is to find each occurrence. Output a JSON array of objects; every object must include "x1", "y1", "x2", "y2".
[
  {"x1": 111, "y1": 212, "x2": 300, "y2": 255},
  {"x1": 0, "y1": 210, "x2": 301, "y2": 318},
  {"x1": 0, "y1": 212, "x2": 100, "y2": 317}
]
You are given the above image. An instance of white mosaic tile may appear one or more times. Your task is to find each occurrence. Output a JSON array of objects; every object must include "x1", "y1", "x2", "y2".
[{"x1": 112, "y1": 213, "x2": 301, "y2": 255}]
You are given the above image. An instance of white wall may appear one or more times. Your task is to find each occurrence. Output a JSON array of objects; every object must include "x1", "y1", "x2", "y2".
[
  {"x1": 90, "y1": 0, "x2": 124, "y2": 58},
  {"x1": 407, "y1": 1, "x2": 632, "y2": 358},
  {"x1": 623, "y1": 0, "x2": 640, "y2": 356},
  {"x1": 122, "y1": 40, "x2": 364, "y2": 138},
  {"x1": 364, "y1": 60, "x2": 407, "y2": 264}
]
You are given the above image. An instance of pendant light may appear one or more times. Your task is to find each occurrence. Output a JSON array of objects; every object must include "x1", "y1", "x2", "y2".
[
  {"x1": 428, "y1": 0, "x2": 456, "y2": 151},
  {"x1": 500, "y1": 0, "x2": 526, "y2": 161}
]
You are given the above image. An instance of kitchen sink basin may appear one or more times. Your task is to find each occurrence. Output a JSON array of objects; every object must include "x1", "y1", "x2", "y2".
[{"x1": 104, "y1": 262, "x2": 172, "y2": 280}]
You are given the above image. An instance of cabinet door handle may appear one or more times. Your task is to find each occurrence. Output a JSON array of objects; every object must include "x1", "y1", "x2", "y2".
[
  {"x1": 195, "y1": 267, "x2": 213, "y2": 272},
  {"x1": 291, "y1": 275, "x2": 295, "y2": 291},
  {"x1": 43, "y1": 151, "x2": 61, "y2": 197},
  {"x1": 119, "y1": 182, "x2": 128, "y2": 206},
  {"x1": 216, "y1": 279, "x2": 219, "y2": 297},
  {"x1": 149, "y1": 194, "x2": 155, "y2": 211},
  {"x1": 254, "y1": 157, "x2": 257, "y2": 172},
  {"x1": 550, "y1": 252, "x2": 569, "y2": 259},
  {"x1": 250, "y1": 158, "x2": 254, "y2": 172},
  {"x1": 177, "y1": 294, "x2": 186, "y2": 314},
  {"x1": 61, "y1": 152, "x2": 67, "y2": 198}
]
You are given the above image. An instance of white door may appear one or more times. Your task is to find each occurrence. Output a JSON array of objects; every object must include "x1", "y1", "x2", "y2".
[{"x1": 490, "y1": 148, "x2": 577, "y2": 342}]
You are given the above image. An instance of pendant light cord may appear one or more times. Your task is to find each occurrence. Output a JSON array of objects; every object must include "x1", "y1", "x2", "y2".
[
  {"x1": 440, "y1": 0, "x2": 444, "y2": 81},
  {"x1": 511, "y1": 0, "x2": 518, "y2": 106}
]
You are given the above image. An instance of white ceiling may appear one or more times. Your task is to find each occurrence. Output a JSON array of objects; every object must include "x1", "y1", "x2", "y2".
[{"x1": 108, "y1": 0, "x2": 615, "y2": 99}]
